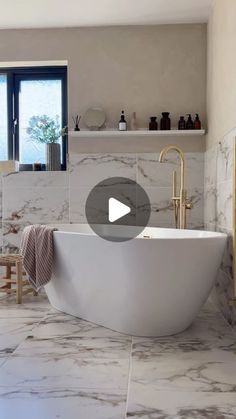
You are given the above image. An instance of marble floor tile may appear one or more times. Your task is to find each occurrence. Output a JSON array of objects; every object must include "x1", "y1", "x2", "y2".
[
  {"x1": 13, "y1": 334, "x2": 132, "y2": 360},
  {"x1": 0, "y1": 318, "x2": 41, "y2": 357},
  {"x1": 0, "y1": 387, "x2": 126, "y2": 419},
  {"x1": 132, "y1": 313, "x2": 236, "y2": 356},
  {"x1": 0, "y1": 294, "x2": 235, "y2": 418},
  {"x1": 32, "y1": 311, "x2": 130, "y2": 339},
  {"x1": 130, "y1": 349, "x2": 236, "y2": 393},
  {"x1": 0, "y1": 354, "x2": 130, "y2": 390},
  {"x1": 0, "y1": 295, "x2": 50, "y2": 319},
  {"x1": 127, "y1": 384, "x2": 236, "y2": 418}
]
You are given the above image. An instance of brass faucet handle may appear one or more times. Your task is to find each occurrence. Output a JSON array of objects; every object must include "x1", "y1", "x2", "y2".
[{"x1": 185, "y1": 200, "x2": 193, "y2": 210}]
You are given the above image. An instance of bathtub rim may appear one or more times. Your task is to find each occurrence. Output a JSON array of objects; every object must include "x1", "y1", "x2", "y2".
[{"x1": 50, "y1": 224, "x2": 227, "y2": 241}]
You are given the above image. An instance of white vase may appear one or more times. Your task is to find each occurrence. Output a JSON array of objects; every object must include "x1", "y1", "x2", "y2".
[{"x1": 130, "y1": 112, "x2": 138, "y2": 130}]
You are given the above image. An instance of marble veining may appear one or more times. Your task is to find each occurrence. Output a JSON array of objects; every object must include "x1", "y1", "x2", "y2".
[
  {"x1": 137, "y1": 152, "x2": 204, "y2": 189},
  {"x1": 204, "y1": 128, "x2": 236, "y2": 329},
  {"x1": 68, "y1": 152, "x2": 204, "y2": 229},
  {"x1": 0, "y1": 295, "x2": 236, "y2": 418},
  {"x1": 0, "y1": 150, "x2": 205, "y2": 253},
  {"x1": 69, "y1": 153, "x2": 137, "y2": 187},
  {"x1": 3, "y1": 187, "x2": 69, "y2": 224}
]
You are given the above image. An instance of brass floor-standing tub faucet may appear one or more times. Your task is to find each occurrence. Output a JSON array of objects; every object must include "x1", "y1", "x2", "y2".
[{"x1": 159, "y1": 145, "x2": 192, "y2": 229}]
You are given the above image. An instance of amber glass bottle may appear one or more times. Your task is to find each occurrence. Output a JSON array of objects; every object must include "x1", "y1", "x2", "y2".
[{"x1": 194, "y1": 114, "x2": 201, "y2": 130}]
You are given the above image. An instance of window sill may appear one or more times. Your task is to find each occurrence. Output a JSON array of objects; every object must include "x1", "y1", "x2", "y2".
[{"x1": 19, "y1": 164, "x2": 66, "y2": 171}]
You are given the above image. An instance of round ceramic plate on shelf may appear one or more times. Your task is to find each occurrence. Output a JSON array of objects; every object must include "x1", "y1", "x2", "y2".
[{"x1": 83, "y1": 107, "x2": 106, "y2": 130}]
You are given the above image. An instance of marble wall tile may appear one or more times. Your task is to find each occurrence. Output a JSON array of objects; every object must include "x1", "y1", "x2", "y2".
[
  {"x1": 2, "y1": 222, "x2": 30, "y2": 253},
  {"x1": 3, "y1": 171, "x2": 69, "y2": 189},
  {"x1": 220, "y1": 231, "x2": 233, "y2": 279},
  {"x1": 87, "y1": 184, "x2": 136, "y2": 225},
  {"x1": 69, "y1": 187, "x2": 88, "y2": 223},
  {"x1": 3, "y1": 187, "x2": 69, "y2": 224},
  {"x1": 204, "y1": 186, "x2": 217, "y2": 229},
  {"x1": 186, "y1": 187, "x2": 204, "y2": 229},
  {"x1": 139, "y1": 186, "x2": 204, "y2": 229},
  {"x1": 137, "y1": 152, "x2": 204, "y2": 189},
  {"x1": 69, "y1": 185, "x2": 137, "y2": 225},
  {"x1": 0, "y1": 150, "x2": 205, "y2": 245},
  {"x1": 69, "y1": 153, "x2": 136, "y2": 187},
  {"x1": 214, "y1": 269, "x2": 236, "y2": 329},
  {"x1": 217, "y1": 137, "x2": 234, "y2": 184},
  {"x1": 204, "y1": 146, "x2": 217, "y2": 189},
  {"x1": 138, "y1": 187, "x2": 175, "y2": 228},
  {"x1": 204, "y1": 129, "x2": 236, "y2": 330},
  {"x1": 216, "y1": 180, "x2": 233, "y2": 231}
]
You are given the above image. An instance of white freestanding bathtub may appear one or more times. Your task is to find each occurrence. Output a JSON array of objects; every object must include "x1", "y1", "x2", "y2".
[{"x1": 45, "y1": 224, "x2": 227, "y2": 337}]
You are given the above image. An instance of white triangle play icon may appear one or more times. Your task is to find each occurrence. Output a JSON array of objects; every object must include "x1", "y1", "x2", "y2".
[{"x1": 108, "y1": 197, "x2": 131, "y2": 223}]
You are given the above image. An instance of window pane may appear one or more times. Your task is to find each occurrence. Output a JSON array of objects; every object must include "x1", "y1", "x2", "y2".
[
  {"x1": 0, "y1": 74, "x2": 8, "y2": 160},
  {"x1": 19, "y1": 79, "x2": 62, "y2": 164}
]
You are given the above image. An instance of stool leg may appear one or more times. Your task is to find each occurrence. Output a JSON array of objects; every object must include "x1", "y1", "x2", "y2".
[
  {"x1": 5, "y1": 265, "x2": 11, "y2": 289},
  {"x1": 16, "y1": 261, "x2": 23, "y2": 304}
]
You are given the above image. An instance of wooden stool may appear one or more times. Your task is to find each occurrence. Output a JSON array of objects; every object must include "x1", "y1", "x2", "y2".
[{"x1": 0, "y1": 255, "x2": 37, "y2": 304}]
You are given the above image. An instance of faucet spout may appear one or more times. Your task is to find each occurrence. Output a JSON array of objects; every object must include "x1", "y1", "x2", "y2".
[{"x1": 159, "y1": 145, "x2": 185, "y2": 191}]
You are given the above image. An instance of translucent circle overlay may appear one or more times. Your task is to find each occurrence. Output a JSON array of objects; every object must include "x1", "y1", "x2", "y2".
[{"x1": 85, "y1": 177, "x2": 151, "y2": 242}]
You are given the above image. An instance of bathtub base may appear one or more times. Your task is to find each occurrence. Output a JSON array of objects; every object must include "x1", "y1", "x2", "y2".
[{"x1": 45, "y1": 224, "x2": 227, "y2": 337}]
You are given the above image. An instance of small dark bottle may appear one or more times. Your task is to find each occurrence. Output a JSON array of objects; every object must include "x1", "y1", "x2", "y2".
[
  {"x1": 160, "y1": 112, "x2": 171, "y2": 130},
  {"x1": 33, "y1": 162, "x2": 42, "y2": 171},
  {"x1": 194, "y1": 114, "x2": 201, "y2": 130},
  {"x1": 149, "y1": 116, "x2": 158, "y2": 130},
  {"x1": 119, "y1": 110, "x2": 127, "y2": 131},
  {"x1": 178, "y1": 116, "x2": 186, "y2": 130},
  {"x1": 186, "y1": 114, "x2": 194, "y2": 130}
]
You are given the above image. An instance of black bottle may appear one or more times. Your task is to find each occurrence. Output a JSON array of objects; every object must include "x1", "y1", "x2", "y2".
[
  {"x1": 186, "y1": 114, "x2": 194, "y2": 130},
  {"x1": 119, "y1": 110, "x2": 127, "y2": 131},
  {"x1": 160, "y1": 112, "x2": 171, "y2": 130},
  {"x1": 149, "y1": 116, "x2": 158, "y2": 130},
  {"x1": 194, "y1": 114, "x2": 201, "y2": 130},
  {"x1": 178, "y1": 116, "x2": 186, "y2": 130}
]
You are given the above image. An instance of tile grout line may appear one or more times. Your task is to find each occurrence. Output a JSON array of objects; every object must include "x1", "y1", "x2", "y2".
[
  {"x1": 0, "y1": 303, "x2": 52, "y2": 368},
  {"x1": 125, "y1": 336, "x2": 133, "y2": 418}
]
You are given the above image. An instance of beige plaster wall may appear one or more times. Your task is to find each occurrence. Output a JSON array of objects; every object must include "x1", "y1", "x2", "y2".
[
  {"x1": 207, "y1": 0, "x2": 236, "y2": 149},
  {"x1": 0, "y1": 25, "x2": 206, "y2": 129}
]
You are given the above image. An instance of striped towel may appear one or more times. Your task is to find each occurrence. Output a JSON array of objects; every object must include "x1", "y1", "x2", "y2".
[{"x1": 20, "y1": 225, "x2": 57, "y2": 291}]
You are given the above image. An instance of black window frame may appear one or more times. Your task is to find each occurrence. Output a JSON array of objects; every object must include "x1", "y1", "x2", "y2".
[{"x1": 0, "y1": 66, "x2": 68, "y2": 171}]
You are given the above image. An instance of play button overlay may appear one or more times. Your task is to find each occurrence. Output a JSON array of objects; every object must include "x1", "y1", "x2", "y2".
[
  {"x1": 85, "y1": 177, "x2": 151, "y2": 242},
  {"x1": 109, "y1": 198, "x2": 131, "y2": 222}
]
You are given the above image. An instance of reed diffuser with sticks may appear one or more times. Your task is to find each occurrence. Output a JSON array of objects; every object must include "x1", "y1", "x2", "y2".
[{"x1": 72, "y1": 115, "x2": 81, "y2": 131}]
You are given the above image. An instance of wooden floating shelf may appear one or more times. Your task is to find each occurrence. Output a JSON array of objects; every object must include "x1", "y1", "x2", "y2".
[{"x1": 69, "y1": 129, "x2": 205, "y2": 138}]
